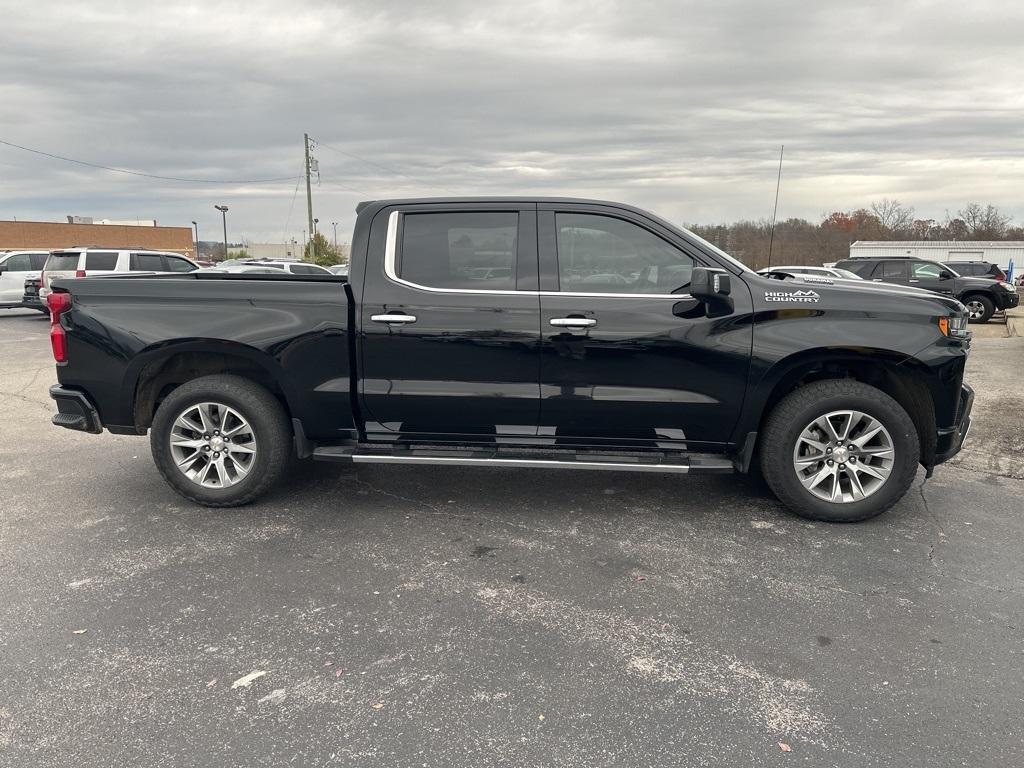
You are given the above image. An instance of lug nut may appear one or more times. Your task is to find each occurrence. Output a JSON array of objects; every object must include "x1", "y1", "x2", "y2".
[
  {"x1": 850, "y1": 456, "x2": 857, "y2": 463},
  {"x1": 204, "y1": 446, "x2": 210, "y2": 452},
  {"x1": 827, "y1": 460, "x2": 834, "y2": 466},
  {"x1": 840, "y1": 463, "x2": 846, "y2": 469},
  {"x1": 826, "y1": 447, "x2": 833, "y2": 454},
  {"x1": 213, "y1": 452, "x2": 220, "y2": 458},
  {"x1": 203, "y1": 434, "x2": 210, "y2": 440},
  {"x1": 214, "y1": 430, "x2": 220, "y2": 436}
]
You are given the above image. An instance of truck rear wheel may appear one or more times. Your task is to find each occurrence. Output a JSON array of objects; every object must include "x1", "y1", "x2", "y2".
[
  {"x1": 963, "y1": 294, "x2": 994, "y2": 323},
  {"x1": 760, "y1": 380, "x2": 919, "y2": 522},
  {"x1": 150, "y1": 375, "x2": 291, "y2": 507}
]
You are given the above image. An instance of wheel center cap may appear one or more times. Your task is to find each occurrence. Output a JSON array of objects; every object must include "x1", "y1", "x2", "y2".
[
  {"x1": 210, "y1": 437, "x2": 225, "y2": 452},
  {"x1": 833, "y1": 446, "x2": 850, "y2": 463}
]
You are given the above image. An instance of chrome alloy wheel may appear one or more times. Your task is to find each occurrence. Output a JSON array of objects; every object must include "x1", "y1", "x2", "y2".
[
  {"x1": 792, "y1": 410, "x2": 894, "y2": 503},
  {"x1": 965, "y1": 299, "x2": 986, "y2": 320},
  {"x1": 169, "y1": 402, "x2": 257, "y2": 488}
]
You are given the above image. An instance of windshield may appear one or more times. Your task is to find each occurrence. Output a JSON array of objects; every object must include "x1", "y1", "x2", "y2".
[{"x1": 678, "y1": 226, "x2": 756, "y2": 275}]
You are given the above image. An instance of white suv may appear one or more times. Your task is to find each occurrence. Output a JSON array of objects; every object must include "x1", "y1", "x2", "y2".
[
  {"x1": 40, "y1": 248, "x2": 198, "y2": 300},
  {"x1": 239, "y1": 260, "x2": 334, "y2": 275},
  {"x1": 0, "y1": 250, "x2": 49, "y2": 308}
]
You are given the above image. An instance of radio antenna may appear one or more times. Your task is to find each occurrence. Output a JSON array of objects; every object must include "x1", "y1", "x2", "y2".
[{"x1": 767, "y1": 144, "x2": 784, "y2": 268}]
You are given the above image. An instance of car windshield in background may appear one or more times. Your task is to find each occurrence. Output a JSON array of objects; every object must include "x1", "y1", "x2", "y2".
[
  {"x1": 45, "y1": 253, "x2": 81, "y2": 270},
  {"x1": 834, "y1": 268, "x2": 862, "y2": 279}
]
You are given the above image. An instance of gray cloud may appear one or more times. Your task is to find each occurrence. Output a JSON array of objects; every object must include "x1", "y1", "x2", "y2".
[{"x1": 2, "y1": 0, "x2": 1023, "y2": 244}]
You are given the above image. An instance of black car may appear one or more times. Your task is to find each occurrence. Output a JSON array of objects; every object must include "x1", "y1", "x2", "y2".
[
  {"x1": 834, "y1": 256, "x2": 1019, "y2": 323},
  {"x1": 947, "y1": 260, "x2": 1006, "y2": 280},
  {"x1": 46, "y1": 197, "x2": 974, "y2": 523}
]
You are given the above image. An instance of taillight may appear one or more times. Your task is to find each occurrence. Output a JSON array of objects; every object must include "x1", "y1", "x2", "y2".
[
  {"x1": 39, "y1": 271, "x2": 46, "y2": 289},
  {"x1": 47, "y1": 292, "x2": 73, "y2": 363},
  {"x1": 75, "y1": 269, "x2": 86, "y2": 278}
]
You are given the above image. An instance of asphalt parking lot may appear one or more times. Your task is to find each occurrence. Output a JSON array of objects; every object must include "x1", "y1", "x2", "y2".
[{"x1": 1, "y1": 308, "x2": 1022, "y2": 767}]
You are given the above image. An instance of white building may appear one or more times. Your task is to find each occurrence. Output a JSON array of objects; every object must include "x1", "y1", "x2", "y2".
[{"x1": 850, "y1": 241, "x2": 1024, "y2": 271}]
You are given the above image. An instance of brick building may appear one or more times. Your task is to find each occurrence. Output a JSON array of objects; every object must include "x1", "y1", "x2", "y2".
[{"x1": 0, "y1": 220, "x2": 195, "y2": 258}]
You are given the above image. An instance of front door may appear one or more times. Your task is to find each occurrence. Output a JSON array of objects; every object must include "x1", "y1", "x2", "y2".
[
  {"x1": 358, "y1": 203, "x2": 541, "y2": 441},
  {"x1": 536, "y1": 206, "x2": 753, "y2": 450},
  {"x1": 908, "y1": 260, "x2": 956, "y2": 295}
]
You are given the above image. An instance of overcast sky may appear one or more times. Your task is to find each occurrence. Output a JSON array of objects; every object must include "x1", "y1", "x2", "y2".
[{"x1": 2, "y1": 0, "x2": 1023, "y2": 245}]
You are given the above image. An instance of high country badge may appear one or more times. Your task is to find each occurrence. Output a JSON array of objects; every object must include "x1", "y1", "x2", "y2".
[{"x1": 764, "y1": 289, "x2": 820, "y2": 303}]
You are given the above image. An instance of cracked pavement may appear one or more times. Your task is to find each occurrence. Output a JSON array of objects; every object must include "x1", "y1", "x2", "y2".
[{"x1": 1, "y1": 308, "x2": 1022, "y2": 767}]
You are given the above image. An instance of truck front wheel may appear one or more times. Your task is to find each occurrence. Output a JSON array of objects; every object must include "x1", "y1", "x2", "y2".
[
  {"x1": 760, "y1": 380, "x2": 920, "y2": 522},
  {"x1": 150, "y1": 375, "x2": 291, "y2": 507}
]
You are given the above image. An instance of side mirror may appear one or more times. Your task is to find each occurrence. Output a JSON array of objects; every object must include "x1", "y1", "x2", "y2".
[
  {"x1": 939, "y1": 271, "x2": 953, "y2": 280},
  {"x1": 690, "y1": 267, "x2": 731, "y2": 299},
  {"x1": 0, "y1": 265, "x2": 7, "y2": 274},
  {"x1": 689, "y1": 267, "x2": 733, "y2": 317}
]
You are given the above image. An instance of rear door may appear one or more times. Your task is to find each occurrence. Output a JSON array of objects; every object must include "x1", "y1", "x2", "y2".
[
  {"x1": 358, "y1": 203, "x2": 541, "y2": 441},
  {"x1": 535, "y1": 205, "x2": 753, "y2": 449}
]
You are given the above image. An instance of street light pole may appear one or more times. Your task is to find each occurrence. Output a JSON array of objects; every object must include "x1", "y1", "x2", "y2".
[
  {"x1": 214, "y1": 205, "x2": 229, "y2": 262},
  {"x1": 332, "y1": 221, "x2": 338, "y2": 248},
  {"x1": 191, "y1": 220, "x2": 199, "y2": 262}
]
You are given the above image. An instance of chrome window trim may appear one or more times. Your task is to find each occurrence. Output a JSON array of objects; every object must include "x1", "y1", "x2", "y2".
[{"x1": 383, "y1": 210, "x2": 692, "y2": 300}]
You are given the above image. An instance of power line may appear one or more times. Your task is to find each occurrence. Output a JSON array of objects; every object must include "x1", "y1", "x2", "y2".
[
  {"x1": 0, "y1": 138, "x2": 302, "y2": 185},
  {"x1": 313, "y1": 138, "x2": 454, "y2": 193}
]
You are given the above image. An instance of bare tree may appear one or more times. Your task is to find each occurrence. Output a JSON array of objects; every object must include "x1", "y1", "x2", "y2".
[
  {"x1": 954, "y1": 203, "x2": 1012, "y2": 239},
  {"x1": 870, "y1": 198, "x2": 915, "y2": 234}
]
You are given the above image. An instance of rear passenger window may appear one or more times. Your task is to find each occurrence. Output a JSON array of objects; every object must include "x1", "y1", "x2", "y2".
[
  {"x1": 30, "y1": 253, "x2": 48, "y2": 269},
  {"x1": 289, "y1": 264, "x2": 318, "y2": 275},
  {"x1": 85, "y1": 252, "x2": 118, "y2": 270},
  {"x1": 399, "y1": 212, "x2": 518, "y2": 290},
  {"x1": 873, "y1": 261, "x2": 908, "y2": 280},
  {"x1": 130, "y1": 253, "x2": 165, "y2": 271}
]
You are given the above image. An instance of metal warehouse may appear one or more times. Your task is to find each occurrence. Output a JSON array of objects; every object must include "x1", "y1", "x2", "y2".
[{"x1": 850, "y1": 241, "x2": 1024, "y2": 270}]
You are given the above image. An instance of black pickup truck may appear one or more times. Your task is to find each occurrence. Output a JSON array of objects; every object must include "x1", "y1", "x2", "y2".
[{"x1": 46, "y1": 198, "x2": 973, "y2": 522}]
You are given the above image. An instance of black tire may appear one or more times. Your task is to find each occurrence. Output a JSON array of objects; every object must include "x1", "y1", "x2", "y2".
[
  {"x1": 759, "y1": 380, "x2": 919, "y2": 523},
  {"x1": 150, "y1": 374, "x2": 291, "y2": 507},
  {"x1": 962, "y1": 294, "x2": 994, "y2": 324}
]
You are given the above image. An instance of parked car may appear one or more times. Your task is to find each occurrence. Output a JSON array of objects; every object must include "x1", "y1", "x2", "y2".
[
  {"x1": 198, "y1": 265, "x2": 291, "y2": 275},
  {"x1": 47, "y1": 197, "x2": 973, "y2": 523},
  {"x1": 834, "y1": 256, "x2": 1018, "y2": 323},
  {"x1": 0, "y1": 250, "x2": 49, "y2": 308},
  {"x1": 758, "y1": 265, "x2": 863, "y2": 280},
  {"x1": 239, "y1": 260, "x2": 334, "y2": 276},
  {"x1": 39, "y1": 248, "x2": 198, "y2": 301},
  {"x1": 946, "y1": 260, "x2": 1006, "y2": 281},
  {"x1": 22, "y1": 276, "x2": 46, "y2": 313}
]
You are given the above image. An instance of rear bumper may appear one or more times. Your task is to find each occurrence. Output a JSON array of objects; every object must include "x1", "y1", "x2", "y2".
[
  {"x1": 933, "y1": 384, "x2": 974, "y2": 465},
  {"x1": 49, "y1": 385, "x2": 103, "y2": 434}
]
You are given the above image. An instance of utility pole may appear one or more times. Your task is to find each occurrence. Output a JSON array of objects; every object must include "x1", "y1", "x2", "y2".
[
  {"x1": 304, "y1": 133, "x2": 315, "y2": 262},
  {"x1": 332, "y1": 221, "x2": 338, "y2": 248},
  {"x1": 214, "y1": 205, "x2": 229, "y2": 261}
]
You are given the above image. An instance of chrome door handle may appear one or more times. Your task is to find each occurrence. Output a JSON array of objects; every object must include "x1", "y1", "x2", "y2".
[
  {"x1": 371, "y1": 313, "x2": 417, "y2": 325},
  {"x1": 549, "y1": 317, "x2": 597, "y2": 328}
]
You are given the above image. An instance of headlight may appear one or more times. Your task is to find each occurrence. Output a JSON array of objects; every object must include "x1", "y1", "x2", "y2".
[
  {"x1": 939, "y1": 312, "x2": 970, "y2": 338},
  {"x1": 997, "y1": 281, "x2": 1016, "y2": 292}
]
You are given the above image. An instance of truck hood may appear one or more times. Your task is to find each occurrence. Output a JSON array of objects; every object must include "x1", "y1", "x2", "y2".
[{"x1": 760, "y1": 274, "x2": 964, "y2": 313}]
